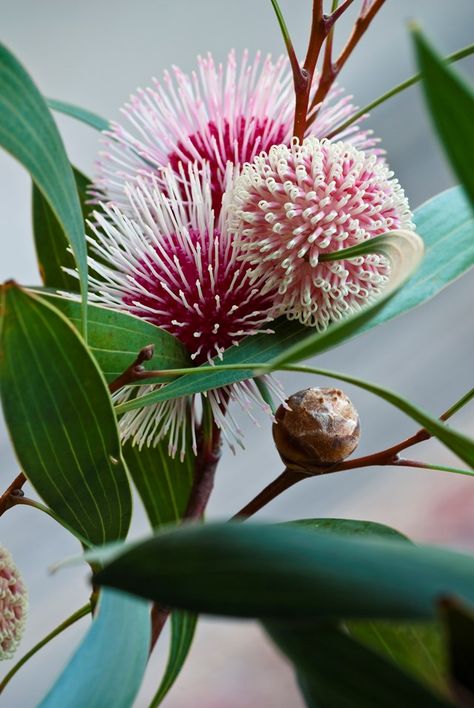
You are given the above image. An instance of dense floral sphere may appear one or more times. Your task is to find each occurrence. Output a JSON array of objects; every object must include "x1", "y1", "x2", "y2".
[
  {"x1": 94, "y1": 51, "x2": 379, "y2": 214},
  {"x1": 230, "y1": 137, "x2": 414, "y2": 329},
  {"x1": 85, "y1": 165, "x2": 281, "y2": 457},
  {"x1": 0, "y1": 545, "x2": 27, "y2": 660}
]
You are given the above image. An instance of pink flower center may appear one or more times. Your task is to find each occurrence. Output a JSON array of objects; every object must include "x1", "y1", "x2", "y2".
[
  {"x1": 122, "y1": 228, "x2": 274, "y2": 364},
  {"x1": 168, "y1": 116, "x2": 287, "y2": 213}
]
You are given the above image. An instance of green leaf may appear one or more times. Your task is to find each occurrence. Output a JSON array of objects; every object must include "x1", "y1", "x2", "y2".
[
  {"x1": 0, "y1": 43, "x2": 88, "y2": 336},
  {"x1": 285, "y1": 517, "x2": 408, "y2": 541},
  {"x1": 114, "y1": 230, "x2": 423, "y2": 413},
  {"x1": 266, "y1": 622, "x2": 451, "y2": 708},
  {"x1": 0, "y1": 284, "x2": 131, "y2": 544},
  {"x1": 39, "y1": 590, "x2": 150, "y2": 708},
  {"x1": 150, "y1": 611, "x2": 197, "y2": 707},
  {"x1": 114, "y1": 317, "x2": 310, "y2": 413},
  {"x1": 361, "y1": 187, "x2": 474, "y2": 335},
  {"x1": 93, "y1": 522, "x2": 474, "y2": 620},
  {"x1": 440, "y1": 598, "x2": 474, "y2": 705},
  {"x1": 412, "y1": 29, "x2": 474, "y2": 205},
  {"x1": 33, "y1": 168, "x2": 93, "y2": 292},
  {"x1": 35, "y1": 292, "x2": 190, "y2": 384},
  {"x1": 122, "y1": 440, "x2": 193, "y2": 528},
  {"x1": 287, "y1": 519, "x2": 447, "y2": 694},
  {"x1": 349, "y1": 621, "x2": 446, "y2": 696},
  {"x1": 47, "y1": 98, "x2": 109, "y2": 132}
]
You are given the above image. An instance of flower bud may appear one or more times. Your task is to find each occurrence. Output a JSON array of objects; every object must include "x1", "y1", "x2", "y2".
[
  {"x1": 273, "y1": 387, "x2": 360, "y2": 469},
  {"x1": 0, "y1": 544, "x2": 28, "y2": 660}
]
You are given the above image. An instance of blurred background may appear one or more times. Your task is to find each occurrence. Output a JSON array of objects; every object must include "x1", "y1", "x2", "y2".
[{"x1": 1, "y1": 0, "x2": 473, "y2": 705}]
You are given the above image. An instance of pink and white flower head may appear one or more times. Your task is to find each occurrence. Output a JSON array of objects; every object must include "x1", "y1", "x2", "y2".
[
  {"x1": 95, "y1": 50, "x2": 379, "y2": 214},
  {"x1": 230, "y1": 137, "x2": 414, "y2": 329},
  {"x1": 0, "y1": 545, "x2": 27, "y2": 660},
  {"x1": 86, "y1": 164, "x2": 282, "y2": 458}
]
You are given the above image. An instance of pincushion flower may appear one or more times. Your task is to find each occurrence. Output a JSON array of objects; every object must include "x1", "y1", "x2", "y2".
[
  {"x1": 230, "y1": 137, "x2": 414, "y2": 329},
  {"x1": 94, "y1": 50, "x2": 379, "y2": 213},
  {"x1": 85, "y1": 165, "x2": 281, "y2": 458},
  {"x1": 0, "y1": 545, "x2": 27, "y2": 660}
]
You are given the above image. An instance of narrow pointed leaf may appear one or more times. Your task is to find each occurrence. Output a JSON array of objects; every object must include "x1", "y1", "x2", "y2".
[
  {"x1": 0, "y1": 43, "x2": 88, "y2": 335},
  {"x1": 47, "y1": 98, "x2": 109, "y2": 132},
  {"x1": 33, "y1": 168, "x2": 93, "y2": 291},
  {"x1": 413, "y1": 30, "x2": 474, "y2": 205},
  {"x1": 266, "y1": 623, "x2": 450, "y2": 708},
  {"x1": 93, "y1": 522, "x2": 474, "y2": 620},
  {"x1": 0, "y1": 284, "x2": 131, "y2": 544},
  {"x1": 35, "y1": 292, "x2": 190, "y2": 384},
  {"x1": 122, "y1": 440, "x2": 193, "y2": 528},
  {"x1": 150, "y1": 611, "x2": 197, "y2": 707},
  {"x1": 115, "y1": 231, "x2": 423, "y2": 411},
  {"x1": 40, "y1": 590, "x2": 150, "y2": 708}
]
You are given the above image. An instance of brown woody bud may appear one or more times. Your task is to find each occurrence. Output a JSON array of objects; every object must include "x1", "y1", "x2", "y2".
[{"x1": 272, "y1": 387, "x2": 360, "y2": 469}]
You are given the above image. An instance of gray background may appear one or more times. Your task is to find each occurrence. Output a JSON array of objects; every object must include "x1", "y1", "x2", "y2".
[{"x1": 1, "y1": 1, "x2": 473, "y2": 706}]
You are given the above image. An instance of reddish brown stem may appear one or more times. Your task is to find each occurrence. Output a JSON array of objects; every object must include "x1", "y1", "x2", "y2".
[
  {"x1": 108, "y1": 344, "x2": 155, "y2": 394},
  {"x1": 232, "y1": 468, "x2": 307, "y2": 520},
  {"x1": 233, "y1": 396, "x2": 464, "y2": 519},
  {"x1": 293, "y1": 1, "x2": 329, "y2": 140},
  {"x1": 0, "y1": 473, "x2": 26, "y2": 516},
  {"x1": 307, "y1": 0, "x2": 386, "y2": 127},
  {"x1": 150, "y1": 414, "x2": 222, "y2": 650}
]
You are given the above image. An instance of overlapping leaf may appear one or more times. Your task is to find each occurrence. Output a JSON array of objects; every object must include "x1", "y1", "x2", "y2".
[
  {"x1": 33, "y1": 168, "x2": 93, "y2": 292},
  {"x1": 93, "y1": 522, "x2": 474, "y2": 620},
  {"x1": 0, "y1": 285, "x2": 131, "y2": 544}
]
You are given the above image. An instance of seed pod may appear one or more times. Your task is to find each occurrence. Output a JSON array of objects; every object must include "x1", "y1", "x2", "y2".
[{"x1": 273, "y1": 387, "x2": 360, "y2": 469}]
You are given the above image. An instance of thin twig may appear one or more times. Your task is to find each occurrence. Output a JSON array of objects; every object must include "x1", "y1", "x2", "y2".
[
  {"x1": 232, "y1": 392, "x2": 472, "y2": 519},
  {"x1": 0, "y1": 472, "x2": 26, "y2": 516},
  {"x1": 307, "y1": 0, "x2": 386, "y2": 125},
  {"x1": 150, "y1": 400, "x2": 222, "y2": 650},
  {"x1": 108, "y1": 344, "x2": 155, "y2": 394}
]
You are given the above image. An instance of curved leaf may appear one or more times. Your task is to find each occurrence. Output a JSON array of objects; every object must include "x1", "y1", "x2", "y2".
[
  {"x1": 93, "y1": 522, "x2": 474, "y2": 621},
  {"x1": 361, "y1": 187, "x2": 474, "y2": 334},
  {"x1": 413, "y1": 30, "x2": 474, "y2": 205},
  {"x1": 40, "y1": 590, "x2": 150, "y2": 708},
  {"x1": 150, "y1": 611, "x2": 197, "y2": 707},
  {"x1": 122, "y1": 440, "x2": 193, "y2": 528},
  {"x1": 33, "y1": 168, "x2": 93, "y2": 292},
  {"x1": 115, "y1": 230, "x2": 423, "y2": 411},
  {"x1": 47, "y1": 98, "x2": 109, "y2": 132},
  {"x1": 0, "y1": 43, "x2": 88, "y2": 335},
  {"x1": 440, "y1": 598, "x2": 474, "y2": 705},
  {"x1": 0, "y1": 284, "x2": 131, "y2": 544}
]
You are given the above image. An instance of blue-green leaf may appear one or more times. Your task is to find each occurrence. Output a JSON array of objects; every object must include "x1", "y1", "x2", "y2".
[
  {"x1": 40, "y1": 590, "x2": 150, "y2": 708},
  {"x1": 93, "y1": 522, "x2": 474, "y2": 621},
  {"x1": 47, "y1": 98, "x2": 109, "y2": 132},
  {"x1": 0, "y1": 43, "x2": 88, "y2": 336}
]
